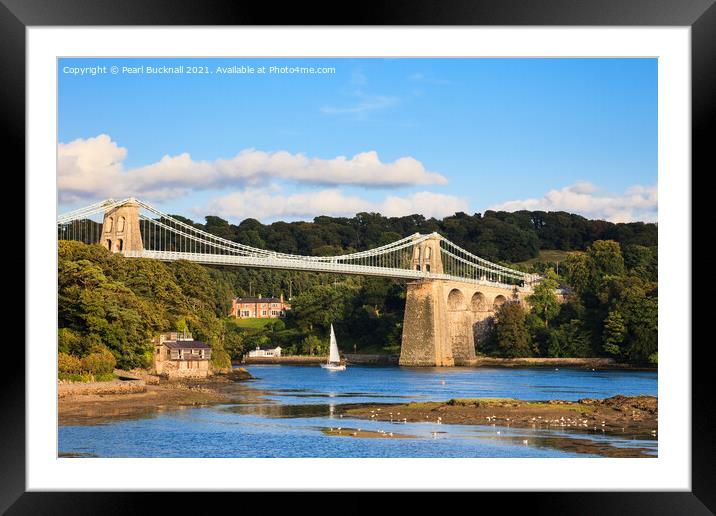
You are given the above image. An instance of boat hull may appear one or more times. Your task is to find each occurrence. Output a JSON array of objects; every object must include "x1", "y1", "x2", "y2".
[{"x1": 321, "y1": 363, "x2": 346, "y2": 371}]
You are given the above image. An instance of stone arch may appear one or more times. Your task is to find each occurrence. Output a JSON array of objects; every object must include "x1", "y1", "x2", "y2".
[
  {"x1": 425, "y1": 246, "x2": 431, "y2": 259},
  {"x1": 493, "y1": 295, "x2": 507, "y2": 310},
  {"x1": 447, "y1": 288, "x2": 466, "y2": 311},
  {"x1": 105, "y1": 217, "x2": 113, "y2": 233},
  {"x1": 106, "y1": 239, "x2": 112, "y2": 250},
  {"x1": 470, "y1": 292, "x2": 487, "y2": 312},
  {"x1": 117, "y1": 239, "x2": 124, "y2": 251},
  {"x1": 117, "y1": 216, "x2": 126, "y2": 232}
]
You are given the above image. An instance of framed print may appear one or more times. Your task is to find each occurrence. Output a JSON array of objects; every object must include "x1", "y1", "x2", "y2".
[{"x1": 5, "y1": 0, "x2": 714, "y2": 512}]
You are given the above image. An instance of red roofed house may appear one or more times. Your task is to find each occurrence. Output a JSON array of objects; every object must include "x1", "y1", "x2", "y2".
[{"x1": 230, "y1": 293, "x2": 291, "y2": 319}]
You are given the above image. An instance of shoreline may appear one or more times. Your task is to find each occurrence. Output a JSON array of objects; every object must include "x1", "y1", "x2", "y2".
[
  {"x1": 58, "y1": 370, "x2": 254, "y2": 426},
  {"x1": 237, "y1": 355, "x2": 655, "y2": 370}
]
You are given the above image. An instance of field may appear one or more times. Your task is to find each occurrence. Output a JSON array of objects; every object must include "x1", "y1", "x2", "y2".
[
  {"x1": 229, "y1": 318, "x2": 277, "y2": 330},
  {"x1": 515, "y1": 249, "x2": 578, "y2": 266}
]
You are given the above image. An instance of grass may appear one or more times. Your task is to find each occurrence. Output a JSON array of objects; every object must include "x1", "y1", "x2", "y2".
[
  {"x1": 229, "y1": 318, "x2": 277, "y2": 330},
  {"x1": 515, "y1": 249, "x2": 579, "y2": 266}
]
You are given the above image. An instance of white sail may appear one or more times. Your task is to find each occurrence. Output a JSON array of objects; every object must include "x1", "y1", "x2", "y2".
[{"x1": 328, "y1": 324, "x2": 340, "y2": 364}]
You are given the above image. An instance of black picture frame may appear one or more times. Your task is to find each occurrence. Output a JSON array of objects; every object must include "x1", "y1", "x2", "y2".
[{"x1": 5, "y1": 0, "x2": 713, "y2": 513}]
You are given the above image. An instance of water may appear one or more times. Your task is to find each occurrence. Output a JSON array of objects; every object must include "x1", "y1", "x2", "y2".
[{"x1": 58, "y1": 365, "x2": 657, "y2": 458}]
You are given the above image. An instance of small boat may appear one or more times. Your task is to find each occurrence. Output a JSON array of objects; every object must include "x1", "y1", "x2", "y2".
[{"x1": 321, "y1": 324, "x2": 346, "y2": 371}]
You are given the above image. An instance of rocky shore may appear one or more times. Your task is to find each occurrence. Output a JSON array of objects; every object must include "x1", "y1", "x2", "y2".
[
  {"x1": 58, "y1": 368, "x2": 255, "y2": 426},
  {"x1": 341, "y1": 395, "x2": 658, "y2": 437}
]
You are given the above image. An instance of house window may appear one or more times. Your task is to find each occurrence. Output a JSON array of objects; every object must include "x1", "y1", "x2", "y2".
[{"x1": 262, "y1": 310, "x2": 267, "y2": 316}]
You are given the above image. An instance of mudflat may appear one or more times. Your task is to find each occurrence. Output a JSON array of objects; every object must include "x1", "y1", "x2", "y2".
[
  {"x1": 342, "y1": 395, "x2": 658, "y2": 437},
  {"x1": 58, "y1": 370, "x2": 254, "y2": 426}
]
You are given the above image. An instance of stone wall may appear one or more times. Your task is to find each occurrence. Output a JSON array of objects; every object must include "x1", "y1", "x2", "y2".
[
  {"x1": 240, "y1": 355, "x2": 326, "y2": 365},
  {"x1": 155, "y1": 359, "x2": 211, "y2": 379},
  {"x1": 58, "y1": 379, "x2": 146, "y2": 397}
]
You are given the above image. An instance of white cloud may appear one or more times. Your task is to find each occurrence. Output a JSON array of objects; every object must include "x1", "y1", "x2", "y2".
[
  {"x1": 57, "y1": 134, "x2": 447, "y2": 202},
  {"x1": 203, "y1": 188, "x2": 469, "y2": 222},
  {"x1": 408, "y1": 73, "x2": 452, "y2": 85},
  {"x1": 489, "y1": 182, "x2": 657, "y2": 223},
  {"x1": 320, "y1": 95, "x2": 398, "y2": 115}
]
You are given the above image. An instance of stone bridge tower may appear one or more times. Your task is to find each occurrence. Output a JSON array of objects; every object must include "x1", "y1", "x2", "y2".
[
  {"x1": 411, "y1": 234, "x2": 443, "y2": 274},
  {"x1": 400, "y1": 235, "x2": 530, "y2": 366},
  {"x1": 100, "y1": 199, "x2": 144, "y2": 252}
]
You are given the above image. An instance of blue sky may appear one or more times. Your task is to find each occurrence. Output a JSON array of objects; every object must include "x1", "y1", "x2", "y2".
[{"x1": 58, "y1": 57, "x2": 657, "y2": 223}]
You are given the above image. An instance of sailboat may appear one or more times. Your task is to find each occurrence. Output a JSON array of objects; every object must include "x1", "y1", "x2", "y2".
[{"x1": 321, "y1": 324, "x2": 346, "y2": 371}]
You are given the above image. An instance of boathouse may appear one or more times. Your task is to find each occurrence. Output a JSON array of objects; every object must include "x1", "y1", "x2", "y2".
[{"x1": 153, "y1": 332, "x2": 213, "y2": 379}]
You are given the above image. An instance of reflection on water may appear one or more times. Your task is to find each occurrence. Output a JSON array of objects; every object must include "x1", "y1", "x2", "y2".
[
  {"x1": 59, "y1": 365, "x2": 657, "y2": 458},
  {"x1": 225, "y1": 403, "x2": 336, "y2": 418}
]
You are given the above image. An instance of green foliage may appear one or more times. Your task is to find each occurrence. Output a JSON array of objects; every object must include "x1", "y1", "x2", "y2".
[
  {"x1": 80, "y1": 346, "x2": 116, "y2": 375},
  {"x1": 211, "y1": 349, "x2": 233, "y2": 370},
  {"x1": 588, "y1": 240, "x2": 625, "y2": 278},
  {"x1": 300, "y1": 334, "x2": 325, "y2": 356},
  {"x1": 58, "y1": 372, "x2": 94, "y2": 382},
  {"x1": 493, "y1": 302, "x2": 533, "y2": 357},
  {"x1": 58, "y1": 241, "x2": 233, "y2": 370},
  {"x1": 58, "y1": 352, "x2": 82, "y2": 374},
  {"x1": 550, "y1": 320, "x2": 592, "y2": 357},
  {"x1": 557, "y1": 240, "x2": 657, "y2": 364},
  {"x1": 58, "y1": 346, "x2": 115, "y2": 381},
  {"x1": 58, "y1": 328, "x2": 87, "y2": 356},
  {"x1": 526, "y1": 270, "x2": 560, "y2": 327},
  {"x1": 602, "y1": 310, "x2": 626, "y2": 357}
]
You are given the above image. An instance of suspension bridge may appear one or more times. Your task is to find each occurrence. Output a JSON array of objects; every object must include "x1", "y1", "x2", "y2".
[{"x1": 58, "y1": 197, "x2": 542, "y2": 367}]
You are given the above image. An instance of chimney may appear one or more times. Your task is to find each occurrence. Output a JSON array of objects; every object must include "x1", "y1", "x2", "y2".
[{"x1": 280, "y1": 293, "x2": 284, "y2": 303}]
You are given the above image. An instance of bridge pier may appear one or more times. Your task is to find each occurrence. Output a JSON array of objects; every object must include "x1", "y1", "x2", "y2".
[
  {"x1": 399, "y1": 280, "x2": 454, "y2": 367},
  {"x1": 400, "y1": 279, "x2": 526, "y2": 367}
]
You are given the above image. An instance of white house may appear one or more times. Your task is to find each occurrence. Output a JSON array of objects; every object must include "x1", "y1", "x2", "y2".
[{"x1": 247, "y1": 346, "x2": 282, "y2": 358}]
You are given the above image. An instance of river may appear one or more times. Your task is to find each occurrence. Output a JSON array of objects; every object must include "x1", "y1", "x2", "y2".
[{"x1": 58, "y1": 365, "x2": 658, "y2": 458}]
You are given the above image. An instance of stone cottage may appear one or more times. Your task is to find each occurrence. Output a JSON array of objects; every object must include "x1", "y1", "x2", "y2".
[{"x1": 153, "y1": 332, "x2": 213, "y2": 379}]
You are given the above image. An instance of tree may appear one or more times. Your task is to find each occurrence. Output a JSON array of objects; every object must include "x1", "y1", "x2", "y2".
[
  {"x1": 563, "y1": 252, "x2": 591, "y2": 296},
  {"x1": 300, "y1": 335, "x2": 325, "y2": 356},
  {"x1": 553, "y1": 320, "x2": 591, "y2": 357},
  {"x1": 493, "y1": 302, "x2": 532, "y2": 357},
  {"x1": 526, "y1": 270, "x2": 560, "y2": 327},
  {"x1": 587, "y1": 240, "x2": 625, "y2": 278},
  {"x1": 602, "y1": 310, "x2": 626, "y2": 357}
]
